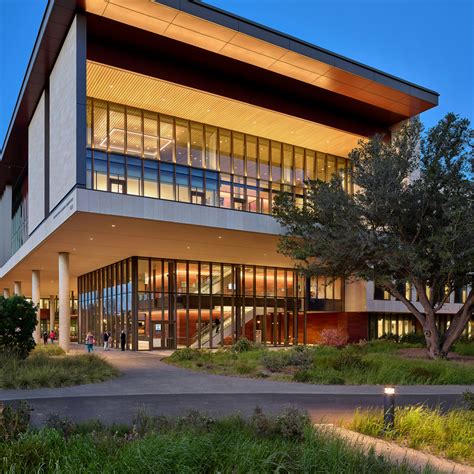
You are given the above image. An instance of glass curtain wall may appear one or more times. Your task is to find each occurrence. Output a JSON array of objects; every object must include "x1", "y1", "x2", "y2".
[
  {"x1": 86, "y1": 98, "x2": 352, "y2": 216},
  {"x1": 78, "y1": 257, "x2": 349, "y2": 350}
]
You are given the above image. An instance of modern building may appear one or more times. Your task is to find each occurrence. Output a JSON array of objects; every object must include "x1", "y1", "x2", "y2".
[{"x1": 0, "y1": 0, "x2": 471, "y2": 351}]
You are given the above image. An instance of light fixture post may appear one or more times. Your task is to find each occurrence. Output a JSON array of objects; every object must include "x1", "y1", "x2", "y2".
[{"x1": 383, "y1": 386, "x2": 395, "y2": 430}]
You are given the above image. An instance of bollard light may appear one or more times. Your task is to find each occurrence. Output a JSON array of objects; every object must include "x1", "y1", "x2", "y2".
[{"x1": 383, "y1": 386, "x2": 395, "y2": 430}]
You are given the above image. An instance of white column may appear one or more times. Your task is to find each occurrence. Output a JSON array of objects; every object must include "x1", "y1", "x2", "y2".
[
  {"x1": 14, "y1": 281, "x2": 22, "y2": 295},
  {"x1": 32, "y1": 270, "x2": 41, "y2": 344},
  {"x1": 49, "y1": 295, "x2": 55, "y2": 332},
  {"x1": 3, "y1": 288, "x2": 10, "y2": 298},
  {"x1": 58, "y1": 252, "x2": 70, "y2": 352}
]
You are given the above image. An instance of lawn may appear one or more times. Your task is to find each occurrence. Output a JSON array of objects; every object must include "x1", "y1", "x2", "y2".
[
  {"x1": 0, "y1": 345, "x2": 119, "y2": 389},
  {"x1": 350, "y1": 405, "x2": 474, "y2": 466},
  {"x1": 165, "y1": 339, "x2": 474, "y2": 385},
  {"x1": 0, "y1": 406, "x2": 424, "y2": 473}
]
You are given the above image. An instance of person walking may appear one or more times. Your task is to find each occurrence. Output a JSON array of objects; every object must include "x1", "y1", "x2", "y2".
[
  {"x1": 120, "y1": 330, "x2": 126, "y2": 351},
  {"x1": 42, "y1": 331, "x2": 48, "y2": 345},
  {"x1": 103, "y1": 330, "x2": 110, "y2": 351},
  {"x1": 85, "y1": 331, "x2": 95, "y2": 353},
  {"x1": 49, "y1": 329, "x2": 56, "y2": 344},
  {"x1": 215, "y1": 317, "x2": 220, "y2": 334}
]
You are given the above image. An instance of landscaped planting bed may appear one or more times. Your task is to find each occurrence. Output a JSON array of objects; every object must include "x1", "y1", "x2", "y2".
[
  {"x1": 0, "y1": 345, "x2": 119, "y2": 389},
  {"x1": 165, "y1": 339, "x2": 474, "y2": 385},
  {"x1": 350, "y1": 404, "x2": 474, "y2": 466},
  {"x1": 0, "y1": 405, "x2": 422, "y2": 473}
]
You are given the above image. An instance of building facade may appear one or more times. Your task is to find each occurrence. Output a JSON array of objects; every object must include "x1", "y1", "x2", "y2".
[{"x1": 0, "y1": 0, "x2": 471, "y2": 350}]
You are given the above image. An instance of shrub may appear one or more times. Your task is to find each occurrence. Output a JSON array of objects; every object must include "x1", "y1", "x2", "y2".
[
  {"x1": 250, "y1": 406, "x2": 275, "y2": 437},
  {"x1": 45, "y1": 414, "x2": 76, "y2": 438},
  {"x1": 0, "y1": 295, "x2": 37, "y2": 359},
  {"x1": 378, "y1": 333, "x2": 399, "y2": 343},
  {"x1": 262, "y1": 352, "x2": 287, "y2": 372},
  {"x1": 0, "y1": 401, "x2": 31, "y2": 441},
  {"x1": 168, "y1": 347, "x2": 200, "y2": 361},
  {"x1": 31, "y1": 345, "x2": 66, "y2": 357},
  {"x1": 231, "y1": 338, "x2": 254, "y2": 353},
  {"x1": 293, "y1": 369, "x2": 311, "y2": 382},
  {"x1": 276, "y1": 407, "x2": 310, "y2": 440},
  {"x1": 319, "y1": 328, "x2": 348, "y2": 347},
  {"x1": 462, "y1": 391, "x2": 474, "y2": 411},
  {"x1": 332, "y1": 352, "x2": 368, "y2": 371},
  {"x1": 177, "y1": 410, "x2": 215, "y2": 432},
  {"x1": 399, "y1": 332, "x2": 425, "y2": 345},
  {"x1": 287, "y1": 346, "x2": 313, "y2": 368}
]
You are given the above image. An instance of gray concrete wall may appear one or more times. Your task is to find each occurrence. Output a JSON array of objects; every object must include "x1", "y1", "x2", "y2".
[
  {"x1": 49, "y1": 17, "x2": 78, "y2": 211},
  {"x1": 28, "y1": 91, "x2": 46, "y2": 233},
  {"x1": 0, "y1": 186, "x2": 12, "y2": 266}
]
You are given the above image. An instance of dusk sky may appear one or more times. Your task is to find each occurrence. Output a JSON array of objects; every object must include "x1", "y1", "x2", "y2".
[{"x1": 1, "y1": 0, "x2": 472, "y2": 150}]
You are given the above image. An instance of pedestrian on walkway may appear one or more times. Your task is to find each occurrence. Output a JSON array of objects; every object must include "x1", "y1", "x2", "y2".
[
  {"x1": 103, "y1": 331, "x2": 110, "y2": 351},
  {"x1": 215, "y1": 317, "x2": 220, "y2": 334},
  {"x1": 120, "y1": 330, "x2": 126, "y2": 351},
  {"x1": 49, "y1": 329, "x2": 56, "y2": 344},
  {"x1": 42, "y1": 331, "x2": 48, "y2": 345},
  {"x1": 85, "y1": 331, "x2": 95, "y2": 353}
]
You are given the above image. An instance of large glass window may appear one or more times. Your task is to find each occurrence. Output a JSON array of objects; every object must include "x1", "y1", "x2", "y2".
[
  {"x1": 190, "y1": 122, "x2": 204, "y2": 168},
  {"x1": 175, "y1": 118, "x2": 189, "y2": 165},
  {"x1": 87, "y1": 98, "x2": 351, "y2": 215},
  {"x1": 233, "y1": 132, "x2": 245, "y2": 176},
  {"x1": 246, "y1": 135, "x2": 258, "y2": 179},
  {"x1": 160, "y1": 115, "x2": 174, "y2": 162},
  {"x1": 126, "y1": 108, "x2": 143, "y2": 156}
]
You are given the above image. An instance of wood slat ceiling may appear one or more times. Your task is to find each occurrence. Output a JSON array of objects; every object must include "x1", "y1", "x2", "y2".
[{"x1": 87, "y1": 61, "x2": 363, "y2": 157}]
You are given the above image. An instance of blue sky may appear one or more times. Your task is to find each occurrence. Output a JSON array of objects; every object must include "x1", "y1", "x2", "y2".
[{"x1": 1, "y1": 0, "x2": 472, "y2": 149}]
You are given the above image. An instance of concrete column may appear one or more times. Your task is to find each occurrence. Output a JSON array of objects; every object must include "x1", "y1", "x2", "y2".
[
  {"x1": 14, "y1": 281, "x2": 22, "y2": 295},
  {"x1": 32, "y1": 270, "x2": 41, "y2": 344},
  {"x1": 49, "y1": 295, "x2": 55, "y2": 332},
  {"x1": 58, "y1": 252, "x2": 70, "y2": 352},
  {"x1": 3, "y1": 288, "x2": 10, "y2": 298}
]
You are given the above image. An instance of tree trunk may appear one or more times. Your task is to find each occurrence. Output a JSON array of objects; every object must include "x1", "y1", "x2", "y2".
[{"x1": 423, "y1": 314, "x2": 446, "y2": 359}]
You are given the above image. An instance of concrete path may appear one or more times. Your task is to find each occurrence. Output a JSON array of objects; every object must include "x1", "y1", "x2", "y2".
[{"x1": 1, "y1": 346, "x2": 472, "y2": 426}]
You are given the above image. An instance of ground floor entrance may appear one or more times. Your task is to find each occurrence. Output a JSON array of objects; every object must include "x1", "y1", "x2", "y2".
[{"x1": 78, "y1": 256, "x2": 348, "y2": 350}]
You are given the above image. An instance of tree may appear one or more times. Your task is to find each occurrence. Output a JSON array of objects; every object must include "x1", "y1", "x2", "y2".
[
  {"x1": 0, "y1": 295, "x2": 37, "y2": 358},
  {"x1": 273, "y1": 114, "x2": 474, "y2": 359}
]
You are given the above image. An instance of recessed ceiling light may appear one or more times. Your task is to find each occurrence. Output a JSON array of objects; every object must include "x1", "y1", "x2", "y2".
[
  {"x1": 111, "y1": 224, "x2": 116, "y2": 228},
  {"x1": 72, "y1": 248, "x2": 76, "y2": 251},
  {"x1": 186, "y1": 246, "x2": 191, "y2": 249},
  {"x1": 263, "y1": 253, "x2": 267, "y2": 256},
  {"x1": 218, "y1": 236, "x2": 222, "y2": 239},
  {"x1": 90, "y1": 237, "x2": 94, "y2": 241}
]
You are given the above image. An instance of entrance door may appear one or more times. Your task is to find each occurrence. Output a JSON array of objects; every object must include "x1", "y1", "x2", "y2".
[{"x1": 109, "y1": 178, "x2": 126, "y2": 193}]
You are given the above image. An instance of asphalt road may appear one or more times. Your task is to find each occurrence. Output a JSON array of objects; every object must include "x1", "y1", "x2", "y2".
[{"x1": 5, "y1": 392, "x2": 464, "y2": 427}]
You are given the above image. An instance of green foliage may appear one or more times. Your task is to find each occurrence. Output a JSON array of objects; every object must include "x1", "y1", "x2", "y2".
[
  {"x1": 0, "y1": 409, "x2": 419, "y2": 473},
  {"x1": 462, "y1": 391, "x2": 474, "y2": 411},
  {"x1": 31, "y1": 344, "x2": 66, "y2": 357},
  {"x1": 231, "y1": 337, "x2": 255, "y2": 353},
  {"x1": 399, "y1": 333, "x2": 425, "y2": 345},
  {"x1": 0, "y1": 352, "x2": 119, "y2": 389},
  {"x1": 166, "y1": 341, "x2": 474, "y2": 385},
  {"x1": 273, "y1": 114, "x2": 474, "y2": 356},
  {"x1": 454, "y1": 340, "x2": 474, "y2": 356},
  {"x1": 0, "y1": 295, "x2": 37, "y2": 359},
  {"x1": 351, "y1": 405, "x2": 474, "y2": 465},
  {"x1": 167, "y1": 347, "x2": 199, "y2": 361},
  {"x1": 0, "y1": 401, "x2": 31, "y2": 442}
]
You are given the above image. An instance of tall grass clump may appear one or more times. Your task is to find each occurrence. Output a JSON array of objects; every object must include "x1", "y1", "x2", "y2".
[
  {"x1": 0, "y1": 406, "x2": 420, "y2": 473},
  {"x1": 0, "y1": 350, "x2": 118, "y2": 389},
  {"x1": 351, "y1": 405, "x2": 474, "y2": 465}
]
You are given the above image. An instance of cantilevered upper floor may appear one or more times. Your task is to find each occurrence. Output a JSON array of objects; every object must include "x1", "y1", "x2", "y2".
[{"x1": 0, "y1": 0, "x2": 439, "y2": 295}]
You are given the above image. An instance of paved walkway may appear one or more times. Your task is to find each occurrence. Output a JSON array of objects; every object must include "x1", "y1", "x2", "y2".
[{"x1": 1, "y1": 346, "x2": 472, "y2": 426}]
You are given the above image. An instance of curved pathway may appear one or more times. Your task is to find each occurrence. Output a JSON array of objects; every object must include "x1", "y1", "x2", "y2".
[{"x1": 1, "y1": 347, "x2": 472, "y2": 426}]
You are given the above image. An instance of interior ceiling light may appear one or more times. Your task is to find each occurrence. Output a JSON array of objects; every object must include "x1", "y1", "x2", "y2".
[{"x1": 100, "y1": 128, "x2": 172, "y2": 154}]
